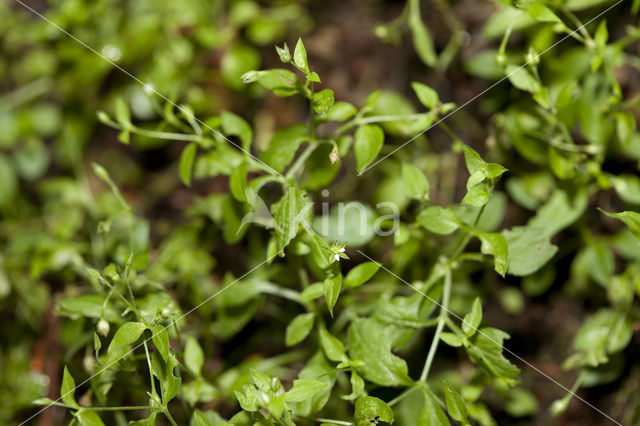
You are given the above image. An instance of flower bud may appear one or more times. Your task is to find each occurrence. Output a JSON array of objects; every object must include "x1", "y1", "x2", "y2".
[{"x1": 97, "y1": 319, "x2": 110, "y2": 337}]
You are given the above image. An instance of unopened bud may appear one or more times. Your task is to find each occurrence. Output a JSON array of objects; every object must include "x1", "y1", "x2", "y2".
[{"x1": 97, "y1": 319, "x2": 110, "y2": 336}]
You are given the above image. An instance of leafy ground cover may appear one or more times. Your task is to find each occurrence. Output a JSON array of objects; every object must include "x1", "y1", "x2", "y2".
[{"x1": 1, "y1": 0, "x2": 640, "y2": 425}]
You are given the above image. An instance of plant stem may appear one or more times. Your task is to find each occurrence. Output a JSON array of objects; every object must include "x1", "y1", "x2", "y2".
[
  {"x1": 143, "y1": 341, "x2": 157, "y2": 399},
  {"x1": 285, "y1": 142, "x2": 317, "y2": 179},
  {"x1": 420, "y1": 267, "x2": 452, "y2": 382},
  {"x1": 312, "y1": 418, "x2": 353, "y2": 425}
]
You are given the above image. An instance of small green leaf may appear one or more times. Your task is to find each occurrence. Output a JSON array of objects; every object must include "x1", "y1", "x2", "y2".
[
  {"x1": 506, "y1": 65, "x2": 542, "y2": 93},
  {"x1": 418, "y1": 391, "x2": 450, "y2": 426},
  {"x1": 311, "y1": 89, "x2": 335, "y2": 114},
  {"x1": 319, "y1": 327, "x2": 348, "y2": 362},
  {"x1": 462, "y1": 297, "x2": 482, "y2": 337},
  {"x1": 348, "y1": 318, "x2": 412, "y2": 387},
  {"x1": 221, "y1": 111, "x2": 253, "y2": 151},
  {"x1": 61, "y1": 366, "x2": 78, "y2": 407},
  {"x1": 503, "y1": 226, "x2": 558, "y2": 276},
  {"x1": 408, "y1": 0, "x2": 436, "y2": 67},
  {"x1": 462, "y1": 185, "x2": 491, "y2": 207},
  {"x1": 354, "y1": 396, "x2": 395, "y2": 426},
  {"x1": 179, "y1": 142, "x2": 197, "y2": 186},
  {"x1": 402, "y1": 162, "x2": 430, "y2": 201},
  {"x1": 185, "y1": 336, "x2": 204, "y2": 376},
  {"x1": 272, "y1": 186, "x2": 312, "y2": 253},
  {"x1": 283, "y1": 379, "x2": 327, "y2": 402},
  {"x1": 114, "y1": 98, "x2": 132, "y2": 129},
  {"x1": 443, "y1": 382, "x2": 469, "y2": 424},
  {"x1": 306, "y1": 71, "x2": 321, "y2": 83},
  {"x1": 323, "y1": 273, "x2": 342, "y2": 316},
  {"x1": 344, "y1": 262, "x2": 379, "y2": 288},
  {"x1": 599, "y1": 209, "x2": 640, "y2": 240},
  {"x1": 77, "y1": 410, "x2": 105, "y2": 426},
  {"x1": 354, "y1": 124, "x2": 384, "y2": 173},
  {"x1": 294, "y1": 37, "x2": 309, "y2": 72},
  {"x1": 93, "y1": 333, "x2": 102, "y2": 353},
  {"x1": 440, "y1": 332, "x2": 463, "y2": 347},
  {"x1": 229, "y1": 161, "x2": 248, "y2": 202},
  {"x1": 285, "y1": 312, "x2": 315, "y2": 346},
  {"x1": 108, "y1": 322, "x2": 147, "y2": 353},
  {"x1": 416, "y1": 206, "x2": 461, "y2": 235},
  {"x1": 275, "y1": 43, "x2": 291, "y2": 63},
  {"x1": 528, "y1": 4, "x2": 561, "y2": 22},
  {"x1": 152, "y1": 324, "x2": 169, "y2": 361},
  {"x1": 411, "y1": 82, "x2": 439, "y2": 109},
  {"x1": 477, "y1": 232, "x2": 508, "y2": 277},
  {"x1": 615, "y1": 112, "x2": 635, "y2": 146}
]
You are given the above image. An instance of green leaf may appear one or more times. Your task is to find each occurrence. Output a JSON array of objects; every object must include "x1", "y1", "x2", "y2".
[
  {"x1": 179, "y1": 142, "x2": 198, "y2": 186},
  {"x1": 324, "y1": 102, "x2": 357, "y2": 122},
  {"x1": 443, "y1": 382, "x2": 469, "y2": 424},
  {"x1": 503, "y1": 226, "x2": 558, "y2": 276},
  {"x1": 152, "y1": 324, "x2": 169, "y2": 361},
  {"x1": 467, "y1": 327, "x2": 519, "y2": 383},
  {"x1": 61, "y1": 366, "x2": 78, "y2": 407},
  {"x1": 77, "y1": 410, "x2": 105, "y2": 426},
  {"x1": 151, "y1": 352, "x2": 181, "y2": 405},
  {"x1": 311, "y1": 89, "x2": 335, "y2": 114},
  {"x1": 402, "y1": 162, "x2": 430, "y2": 201},
  {"x1": 611, "y1": 174, "x2": 640, "y2": 205},
  {"x1": 114, "y1": 98, "x2": 132, "y2": 129},
  {"x1": 344, "y1": 262, "x2": 380, "y2": 288},
  {"x1": 229, "y1": 161, "x2": 248, "y2": 202},
  {"x1": 615, "y1": 112, "x2": 635, "y2": 146},
  {"x1": 319, "y1": 327, "x2": 348, "y2": 362},
  {"x1": 440, "y1": 332, "x2": 463, "y2": 347},
  {"x1": 418, "y1": 391, "x2": 450, "y2": 426},
  {"x1": 283, "y1": 379, "x2": 327, "y2": 402},
  {"x1": 528, "y1": 4, "x2": 561, "y2": 22},
  {"x1": 306, "y1": 71, "x2": 321, "y2": 83},
  {"x1": 294, "y1": 37, "x2": 309, "y2": 72},
  {"x1": 108, "y1": 322, "x2": 147, "y2": 353},
  {"x1": 93, "y1": 333, "x2": 102, "y2": 352},
  {"x1": 261, "y1": 124, "x2": 308, "y2": 173},
  {"x1": 477, "y1": 232, "x2": 508, "y2": 277},
  {"x1": 416, "y1": 206, "x2": 461, "y2": 235},
  {"x1": 244, "y1": 69, "x2": 299, "y2": 97},
  {"x1": 462, "y1": 145, "x2": 485, "y2": 175},
  {"x1": 285, "y1": 312, "x2": 315, "y2": 346},
  {"x1": 323, "y1": 273, "x2": 342, "y2": 316},
  {"x1": 462, "y1": 297, "x2": 482, "y2": 337},
  {"x1": 506, "y1": 65, "x2": 541, "y2": 93},
  {"x1": 185, "y1": 336, "x2": 204, "y2": 376},
  {"x1": 348, "y1": 318, "x2": 413, "y2": 387},
  {"x1": 408, "y1": 0, "x2": 436, "y2": 67},
  {"x1": 272, "y1": 186, "x2": 312, "y2": 253},
  {"x1": 221, "y1": 111, "x2": 253, "y2": 152},
  {"x1": 275, "y1": 43, "x2": 291, "y2": 63},
  {"x1": 354, "y1": 396, "x2": 395, "y2": 426},
  {"x1": 411, "y1": 82, "x2": 439, "y2": 109},
  {"x1": 354, "y1": 124, "x2": 384, "y2": 173},
  {"x1": 461, "y1": 185, "x2": 490, "y2": 207},
  {"x1": 600, "y1": 209, "x2": 640, "y2": 240}
]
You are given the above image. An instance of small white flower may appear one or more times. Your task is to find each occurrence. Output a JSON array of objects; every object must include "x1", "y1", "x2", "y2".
[
  {"x1": 334, "y1": 254, "x2": 340, "y2": 261},
  {"x1": 338, "y1": 248, "x2": 345, "y2": 253}
]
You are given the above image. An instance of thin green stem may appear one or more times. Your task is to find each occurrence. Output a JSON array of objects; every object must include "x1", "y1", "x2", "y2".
[
  {"x1": 285, "y1": 142, "x2": 317, "y2": 179},
  {"x1": 143, "y1": 341, "x2": 157, "y2": 398},
  {"x1": 311, "y1": 418, "x2": 353, "y2": 425},
  {"x1": 420, "y1": 267, "x2": 452, "y2": 382}
]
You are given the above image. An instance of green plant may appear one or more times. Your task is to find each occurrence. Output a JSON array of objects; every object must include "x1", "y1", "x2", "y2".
[{"x1": 2, "y1": 0, "x2": 640, "y2": 425}]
